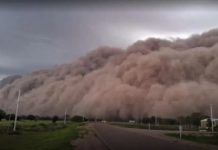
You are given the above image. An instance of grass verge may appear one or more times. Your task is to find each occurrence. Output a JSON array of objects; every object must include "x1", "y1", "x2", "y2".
[
  {"x1": 166, "y1": 133, "x2": 218, "y2": 145},
  {"x1": 111, "y1": 122, "x2": 198, "y2": 131},
  {"x1": 0, "y1": 120, "x2": 81, "y2": 150}
]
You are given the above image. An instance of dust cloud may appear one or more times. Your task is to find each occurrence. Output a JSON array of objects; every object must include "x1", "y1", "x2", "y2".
[{"x1": 1, "y1": 29, "x2": 218, "y2": 119}]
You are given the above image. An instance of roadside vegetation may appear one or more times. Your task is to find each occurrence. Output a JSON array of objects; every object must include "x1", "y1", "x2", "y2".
[
  {"x1": 109, "y1": 112, "x2": 218, "y2": 146},
  {"x1": 0, "y1": 109, "x2": 86, "y2": 150},
  {"x1": 111, "y1": 122, "x2": 198, "y2": 131},
  {"x1": 166, "y1": 133, "x2": 218, "y2": 145},
  {"x1": 111, "y1": 112, "x2": 218, "y2": 131}
]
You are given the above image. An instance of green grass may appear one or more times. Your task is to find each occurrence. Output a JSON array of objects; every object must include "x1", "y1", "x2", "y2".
[
  {"x1": 0, "y1": 120, "x2": 67, "y2": 133},
  {"x1": 111, "y1": 122, "x2": 198, "y2": 131},
  {"x1": 0, "y1": 120, "x2": 81, "y2": 150},
  {"x1": 166, "y1": 133, "x2": 218, "y2": 145}
]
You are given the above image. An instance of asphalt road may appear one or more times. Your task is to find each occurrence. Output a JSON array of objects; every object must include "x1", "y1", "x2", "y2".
[{"x1": 92, "y1": 123, "x2": 206, "y2": 150}]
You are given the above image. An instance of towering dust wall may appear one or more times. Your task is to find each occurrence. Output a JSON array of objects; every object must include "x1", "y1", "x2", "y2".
[{"x1": 1, "y1": 29, "x2": 218, "y2": 119}]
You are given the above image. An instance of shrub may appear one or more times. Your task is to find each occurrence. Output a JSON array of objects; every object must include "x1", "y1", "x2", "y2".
[
  {"x1": 71, "y1": 115, "x2": 85, "y2": 122},
  {"x1": 52, "y1": 116, "x2": 59, "y2": 123},
  {"x1": 0, "y1": 109, "x2": 6, "y2": 121},
  {"x1": 26, "y1": 115, "x2": 36, "y2": 120}
]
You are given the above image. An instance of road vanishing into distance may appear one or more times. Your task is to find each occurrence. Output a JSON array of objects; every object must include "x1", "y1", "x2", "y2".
[{"x1": 90, "y1": 123, "x2": 210, "y2": 150}]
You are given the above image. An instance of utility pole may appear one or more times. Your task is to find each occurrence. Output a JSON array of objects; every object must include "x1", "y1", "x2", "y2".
[
  {"x1": 155, "y1": 113, "x2": 158, "y2": 126},
  {"x1": 64, "y1": 109, "x2": 67, "y2": 125},
  {"x1": 7, "y1": 108, "x2": 12, "y2": 133},
  {"x1": 210, "y1": 104, "x2": 214, "y2": 133},
  {"x1": 13, "y1": 89, "x2": 21, "y2": 132},
  {"x1": 179, "y1": 125, "x2": 182, "y2": 140}
]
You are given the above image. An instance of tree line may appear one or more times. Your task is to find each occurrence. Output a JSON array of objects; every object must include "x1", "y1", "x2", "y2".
[
  {"x1": 0, "y1": 109, "x2": 213, "y2": 127},
  {"x1": 0, "y1": 109, "x2": 88, "y2": 123}
]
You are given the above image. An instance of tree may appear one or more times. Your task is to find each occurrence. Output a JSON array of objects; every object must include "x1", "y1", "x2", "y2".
[
  {"x1": 142, "y1": 117, "x2": 150, "y2": 124},
  {"x1": 177, "y1": 116, "x2": 186, "y2": 125},
  {"x1": 27, "y1": 115, "x2": 36, "y2": 120},
  {"x1": 160, "y1": 118, "x2": 177, "y2": 125},
  {"x1": 190, "y1": 112, "x2": 208, "y2": 126},
  {"x1": 71, "y1": 115, "x2": 84, "y2": 122},
  {"x1": 38, "y1": 116, "x2": 51, "y2": 120},
  {"x1": 52, "y1": 116, "x2": 59, "y2": 123},
  {"x1": 5, "y1": 114, "x2": 15, "y2": 120},
  {"x1": 0, "y1": 109, "x2": 6, "y2": 121},
  {"x1": 150, "y1": 116, "x2": 156, "y2": 124}
]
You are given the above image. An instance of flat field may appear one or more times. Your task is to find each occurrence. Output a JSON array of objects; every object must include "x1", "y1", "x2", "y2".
[{"x1": 0, "y1": 120, "x2": 80, "y2": 150}]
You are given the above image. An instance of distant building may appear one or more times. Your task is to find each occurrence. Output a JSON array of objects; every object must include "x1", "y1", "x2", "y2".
[
  {"x1": 200, "y1": 118, "x2": 218, "y2": 129},
  {"x1": 129, "y1": 120, "x2": 136, "y2": 124},
  {"x1": 101, "y1": 120, "x2": 107, "y2": 123}
]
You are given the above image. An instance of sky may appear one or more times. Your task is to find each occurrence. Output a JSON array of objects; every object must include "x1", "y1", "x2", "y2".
[{"x1": 0, "y1": 0, "x2": 218, "y2": 79}]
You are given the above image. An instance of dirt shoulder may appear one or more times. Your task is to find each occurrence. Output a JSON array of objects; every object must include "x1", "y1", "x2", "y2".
[{"x1": 71, "y1": 123, "x2": 108, "y2": 150}]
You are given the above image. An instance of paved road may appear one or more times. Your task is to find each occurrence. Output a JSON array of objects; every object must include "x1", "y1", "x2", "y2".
[{"x1": 92, "y1": 123, "x2": 207, "y2": 150}]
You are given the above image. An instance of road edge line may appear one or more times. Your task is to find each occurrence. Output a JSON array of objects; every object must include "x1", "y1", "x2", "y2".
[{"x1": 92, "y1": 123, "x2": 113, "y2": 150}]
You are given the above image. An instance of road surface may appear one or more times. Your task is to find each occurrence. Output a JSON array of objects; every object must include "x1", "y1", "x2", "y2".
[{"x1": 91, "y1": 123, "x2": 209, "y2": 150}]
